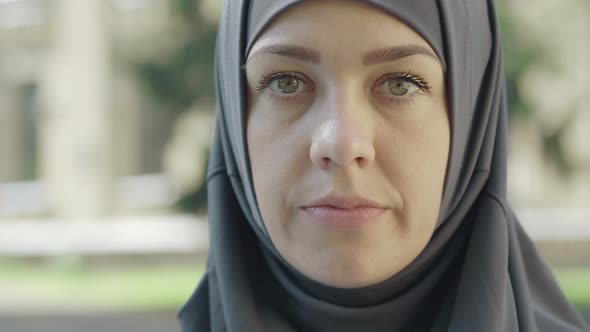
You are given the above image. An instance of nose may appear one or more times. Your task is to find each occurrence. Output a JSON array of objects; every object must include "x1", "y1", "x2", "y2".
[{"x1": 309, "y1": 102, "x2": 376, "y2": 170}]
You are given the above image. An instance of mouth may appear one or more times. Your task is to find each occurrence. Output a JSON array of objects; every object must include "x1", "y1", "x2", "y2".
[{"x1": 300, "y1": 195, "x2": 387, "y2": 228}]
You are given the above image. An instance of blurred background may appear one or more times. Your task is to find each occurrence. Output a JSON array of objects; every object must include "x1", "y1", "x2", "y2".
[{"x1": 0, "y1": 0, "x2": 588, "y2": 331}]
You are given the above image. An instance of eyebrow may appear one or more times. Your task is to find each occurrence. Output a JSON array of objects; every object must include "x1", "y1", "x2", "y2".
[
  {"x1": 246, "y1": 44, "x2": 321, "y2": 66},
  {"x1": 363, "y1": 45, "x2": 442, "y2": 67},
  {"x1": 245, "y1": 43, "x2": 443, "y2": 69}
]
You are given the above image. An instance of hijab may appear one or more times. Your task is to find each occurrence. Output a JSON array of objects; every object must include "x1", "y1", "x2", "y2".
[{"x1": 179, "y1": 0, "x2": 589, "y2": 331}]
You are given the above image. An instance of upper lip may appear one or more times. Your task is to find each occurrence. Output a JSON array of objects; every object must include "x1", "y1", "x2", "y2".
[{"x1": 302, "y1": 195, "x2": 386, "y2": 209}]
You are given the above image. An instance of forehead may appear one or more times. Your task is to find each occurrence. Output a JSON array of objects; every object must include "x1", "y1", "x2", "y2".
[{"x1": 248, "y1": 1, "x2": 434, "y2": 59}]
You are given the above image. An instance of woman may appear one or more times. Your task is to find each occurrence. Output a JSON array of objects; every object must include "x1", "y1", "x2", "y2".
[{"x1": 179, "y1": 1, "x2": 589, "y2": 331}]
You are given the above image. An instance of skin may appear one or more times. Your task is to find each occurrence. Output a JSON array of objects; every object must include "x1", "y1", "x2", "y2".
[{"x1": 245, "y1": 1, "x2": 449, "y2": 288}]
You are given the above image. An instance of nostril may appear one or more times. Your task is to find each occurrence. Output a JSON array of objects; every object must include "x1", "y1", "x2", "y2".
[
  {"x1": 319, "y1": 155, "x2": 369, "y2": 169},
  {"x1": 354, "y1": 156, "x2": 366, "y2": 167}
]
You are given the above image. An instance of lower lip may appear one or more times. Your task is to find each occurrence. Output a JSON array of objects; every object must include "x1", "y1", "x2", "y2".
[{"x1": 301, "y1": 206, "x2": 386, "y2": 228}]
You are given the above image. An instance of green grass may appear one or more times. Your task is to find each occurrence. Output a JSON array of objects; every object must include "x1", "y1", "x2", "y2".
[
  {"x1": 0, "y1": 259, "x2": 205, "y2": 312},
  {"x1": 0, "y1": 260, "x2": 587, "y2": 312},
  {"x1": 554, "y1": 268, "x2": 590, "y2": 307}
]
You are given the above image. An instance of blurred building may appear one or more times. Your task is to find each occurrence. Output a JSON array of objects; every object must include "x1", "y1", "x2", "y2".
[{"x1": 0, "y1": 0, "x2": 215, "y2": 218}]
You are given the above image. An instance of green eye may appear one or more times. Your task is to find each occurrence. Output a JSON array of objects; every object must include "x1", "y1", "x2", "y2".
[
  {"x1": 272, "y1": 76, "x2": 300, "y2": 94},
  {"x1": 388, "y1": 79, "x2": 419, "y2": 96}
]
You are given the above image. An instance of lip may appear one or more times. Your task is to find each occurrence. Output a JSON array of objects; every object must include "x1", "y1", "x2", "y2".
[{"x1": 300, "y1": 195, "x2": 387, "y2": 228}]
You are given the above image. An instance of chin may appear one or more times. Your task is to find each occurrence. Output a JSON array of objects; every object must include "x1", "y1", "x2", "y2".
[{"x1": 297, "y1": 248, "x2": 400, "y2": 288}]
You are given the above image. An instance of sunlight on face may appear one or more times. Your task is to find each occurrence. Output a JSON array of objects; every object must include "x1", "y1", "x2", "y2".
[{"x1": 245, "y1": 1, "x2": 449, "y2": 288}]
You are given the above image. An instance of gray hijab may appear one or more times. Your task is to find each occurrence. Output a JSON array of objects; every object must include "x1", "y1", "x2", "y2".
[{"x1": 179, "y1": 1, "x2": 589, "y2": 331}]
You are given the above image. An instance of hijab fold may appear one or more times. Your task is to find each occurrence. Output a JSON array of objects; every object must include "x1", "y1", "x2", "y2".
[{"x1": 179, "y1": 0, "x2": 589, "y2": 330}]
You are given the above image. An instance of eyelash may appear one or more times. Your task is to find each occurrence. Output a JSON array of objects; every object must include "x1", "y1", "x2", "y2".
[
  {"x1": 372, "y1": 71, "x2": 431, "y2": 105},
  {"x1": 255, "y1": 70, "x2": 431, "y2": 105},
  {"x1": 255, "y1": 71, "x2": 313, "y2": 103}
]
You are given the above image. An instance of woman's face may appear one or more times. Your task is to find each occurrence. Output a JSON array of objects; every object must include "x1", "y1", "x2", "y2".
[{"x1": 245, "y1": 1, "x2": 449, "y2": 288}]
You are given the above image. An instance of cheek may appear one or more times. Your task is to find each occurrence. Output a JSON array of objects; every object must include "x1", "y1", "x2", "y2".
[
  {"x1": 246, "y1": 108, "x2": 310, "y2": 226},
  {"x1": 378, "y1": 104, "x2": 450, "y2": 222}
]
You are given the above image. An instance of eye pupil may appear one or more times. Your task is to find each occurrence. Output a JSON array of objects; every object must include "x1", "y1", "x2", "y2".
[
  {"x1": 277, "y1": 77, "x2": 299, "y2": 93},
  {"x1": 388, "y1": 79, "x2": 410, "y2": 96}
]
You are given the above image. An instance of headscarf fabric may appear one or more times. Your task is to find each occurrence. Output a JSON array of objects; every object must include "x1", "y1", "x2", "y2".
[{"x1": 179, "y1": 1, "x2": 589, "y2": 331}]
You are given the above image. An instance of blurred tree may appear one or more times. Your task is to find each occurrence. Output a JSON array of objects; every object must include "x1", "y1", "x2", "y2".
[
  {"x1": 135, "y1": 0, "x2": 217, "y2": 213},
  {"x1": 137, "y1": 0, "x2": 217, "y2": 112},
  {"x1": 496, "y1": 1, "x2": 539, "y2": 119},
  {"x1": 497, "y1": 0, "x2": 576, "y2": 177}
]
